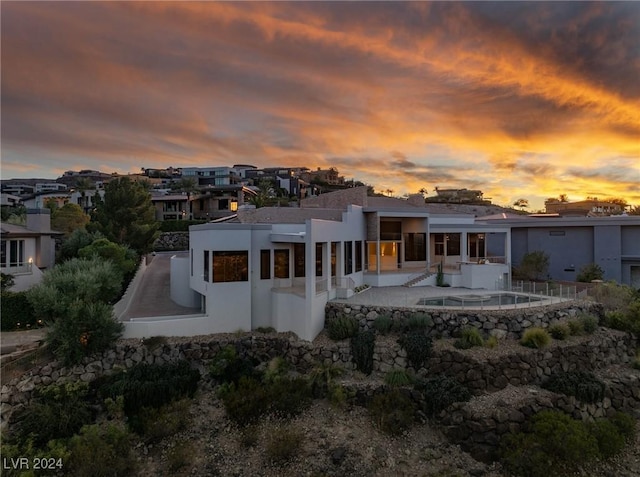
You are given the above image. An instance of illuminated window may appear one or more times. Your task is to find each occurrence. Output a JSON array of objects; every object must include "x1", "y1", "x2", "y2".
[
  {"x1": 274, "y1": 249, "x2": 289, "y2": 278},
  {"x1": 212, "y1": 251, "x2": 248, "y2": 282}
]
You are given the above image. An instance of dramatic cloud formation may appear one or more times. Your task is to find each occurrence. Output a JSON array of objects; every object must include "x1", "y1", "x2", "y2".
[{"x1": 2, "y1": 1, "x2": 639, "y2": 209}]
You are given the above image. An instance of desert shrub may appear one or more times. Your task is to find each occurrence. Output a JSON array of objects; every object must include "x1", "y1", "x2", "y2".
[
  {"x1": 579, "y1": 313, "x2": 599, "y2": 334},
  {"x1": 567, "y1": 319, "x2": 584, "y2": 335},
  {"x1": 0, "y1": 440, "x2": 69, "y2": 477},
  {"x1": 602, "y1": 300, "x2": 640, "y2": 335},
  {"x1": 95, "y1": 360, "x2": 200, "y2": 429},
  {"x1": 209, "y1": 345, "x2": 258, "y2": 385},
  {"x1": 415, "y1": 375, "x2": 472, "y2": 417},
  {"x1": 520, "y1": 327, "x2": 551, "y2": 349},
  {"x1": 167, "y1": 442, "x2": 195, "y2": 472},
  {"x1": 308, "y1": 362, "x2": 344, "y2": 398},
  {"x1": 590, "y1": 281, "x2": 638, "y2": 311},
  {"x1": 10, "y1": 382, "x2": 93, "y2": 448},
  {"x1": 141, "y1": 335, "x2": 167, "y2": 351},
  {"x1": 219, "y1": 376, "x2": 269, "y2": 425},
  {"x1": 542, "y1": 371, "x2": 605, "y2": 403},
  {"x1": 45, "y1": 300, "x2": 123, "y2": 366},
  {"x1": 255, "y1": 326, "x2": 276, "y2": 333},
  {"x1": 368, "y1": 389, "x2": 416, "y2": 435},
  {"x1": 499, "y1": 410, "x2": 599, "y2": 477},
  {"x1": 548, "y1": 323, "x2": 570, "y2": 340},
  {"x1": 485, "y1": 335, "x2": 498, "y2": 348},
  {"x1": 239, "y1": 425, "x2": 260, "y2": 448},
  {"x1": 327, "y1": 384, "x2": 352, "y2": 408},
  {"x1": 266, "y1": 425, "x2": 304, "y2": 464},
  {"x1": 373, "y1": 314, "x2": 393, "y2": 334},
  {"x1": 406, "y1": 312, "x2": 432, "y2": 331},
  {"x1": 327, "y1": 315, "x2": 359, "y2": 340},
  {"x1": 610, "y1": 412, "x2": 636, "y2": 441},
  {"x1": 219, "y1": 376, "x2": 311, "y2": 426},
  {"x1": 399, "y1": 332, "x2": 432, "y2": 370},
  {"x1": 384, "y1": 370, "x2": 414, "y2": 387},
  {"x1": 263, "y1": 356, "x2": 290, "y2": 384},
  {"x1": 576, "y1": 263, "x2": 604, "y2": 283},
  {"x1": 136, "y1": 399, "x2": 191, "y2": 443},
  {"x1": 1, "y1": 272, "x2": 15, "y2": 290},
  {"x1": 66, "y1": 422, "x2": 136, "y2": 477},
  {"x1": 589, "y1": 419, "x2": 626, "y2": 459},
  {"x1": 454, "y1": 327, "x2": 484, "y2": 349},
  {"x1": 351, "y1": 330, "x2": 375, "y2": 375},
  {"x1": 0, "y1": 290, "x2": 38, "y2": 331}
]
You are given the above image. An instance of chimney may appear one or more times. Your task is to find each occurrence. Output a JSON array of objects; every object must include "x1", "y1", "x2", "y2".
[{"x1": 26, "y1": 208, "x2": 51, "y2": 233}]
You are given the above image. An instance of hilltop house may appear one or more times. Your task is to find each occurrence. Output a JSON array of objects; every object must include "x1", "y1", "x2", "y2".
[{"x1": 165, "y1": 188, "x2": 511, "y2": 340}]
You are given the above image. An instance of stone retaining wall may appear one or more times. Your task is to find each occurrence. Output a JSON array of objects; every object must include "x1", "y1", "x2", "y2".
[
  {"x1": 1, "y1": 328, "x2": 636, "y2": 430},
  {"x1": 326, "y1": 300, "x2": 604, "y2": 340},
  {"x1": 153, "y1": 232, "x2": 189, "y2": 251}
]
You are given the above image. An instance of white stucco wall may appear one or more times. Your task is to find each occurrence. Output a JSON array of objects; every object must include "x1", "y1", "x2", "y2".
[{"x1": 170, "y1": 255, "x2": 201, "y2": 308}]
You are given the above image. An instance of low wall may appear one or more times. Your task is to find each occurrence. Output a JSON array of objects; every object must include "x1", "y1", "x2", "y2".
[
  {"x1": 113, "y1": 258, "x2": 147, "y2": 320},
  {"x1": 325, "y1": 300, "x2": 604, "y2": 340},
  {"x1": 153, "y1": 232, "x2": 189, "y2": 251}
]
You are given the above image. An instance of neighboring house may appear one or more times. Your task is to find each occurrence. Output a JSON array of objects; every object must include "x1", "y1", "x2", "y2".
[
  {"x1": 35, "y1": 182, "x2": 67, "y2": 193},
  {"x1": 169, "y1": 188, "x2": 510, "y2": 340},
  {"x1": 483, "y1": 215, "x2": 640, "y2": 288},
  {"x1": 544, "y1": 199, "x2": 626, "y2": 217},
  {"x1": 1, "y1": 193, "x2": 22, "y2": 207},
  {"x1": 191, "y1": 185, "x2": 256, "y2": 220},
  {"x1": 0, "y1": 209, "x2": 61, "y2": 291},
  {"x1": 151, "y1": 194, "x2": 191, "y2": 221}
]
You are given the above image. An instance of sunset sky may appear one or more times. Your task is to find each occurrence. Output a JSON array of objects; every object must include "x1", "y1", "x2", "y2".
[{"x1": 2, "y1": 2, "x2": 639, "y2": 210}]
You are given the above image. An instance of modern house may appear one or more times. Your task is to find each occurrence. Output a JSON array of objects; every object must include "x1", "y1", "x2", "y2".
[
  {"x1": 0, "y1": 209, "x2": 61, "y2": 291},
  {"x1": 544, "y1": 199, "x2": 627, "y2": 217},
  {"x1": 168, "y1": 188, "x2": 511, "y2": 340}
]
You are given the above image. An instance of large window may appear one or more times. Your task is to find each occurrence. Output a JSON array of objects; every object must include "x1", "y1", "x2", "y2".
[
  {"x1": 434, "y1": 234, "x2": 445, "y2": 256},
  {"x1": 380, "y1": 221, "x2": 401, "y2": 241},
  {"x1": 294, "y1": 243, "x2": 305, "y2": 278},
  {"x1": 355, "y1": 241, "x2": 362, "y2": 272},
  {"x1": 344, "y1": 241, "x2": 353, "y2": 275},
  {"x1": 260, "y1": 250, "x2": 271, "y2": 279},
  {"x1": 204, "y1": 250, "x2": 209, "y2": 282},
  {"x1": 212, "y1": 251, "x2": 248, "y2": 282},
  {"x1": 9, "y1": 240, "x2": 24, "y2": 267},
  {"x1": 404, "y1": 233, "x2": 426, "y2": 261},
  {"x1": 331, "y1": 242, "x2": 337, "y2": 277},
  {"x1": 274, "y1": 249, "x2": 290, "y2": 279}
]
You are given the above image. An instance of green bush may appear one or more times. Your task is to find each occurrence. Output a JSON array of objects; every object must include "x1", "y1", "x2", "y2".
[
  {"x1": 58, "y1": 228, "x2": 104, "y2": 262},
  {"x1": 499, "y1": 410, "x2": 599, "y2": 477},
  {"x1": 591, "y1": 281, "x2": 638, "y2": 311},
  {"x1": 406, "y1": 312, "x2": 432, "y2": 331},
  {"x1": 384, "y1": 370, "x2": 414, "y2": 387},
  {"x1": 567, "y1": 319, "x2": 584, "y2": 335},
  {"x1": 542, "y1": 371, "x2": 606, "y2": 403},
  {"x1": 95, "y1": 360, "x2": 200, "y2": 430},
  {"x1": 576, "y1": 263, "x2": 604, "y2": 283},
  {"x1": 399, "y1": 332, "x2": 432, "y2": 370},
  {"x1": 589, "y1": 419, "x2": 626, "y2": 459},
  {"x1": 548, "y1": 323, "x2": 570, "y2": 340},
  {"x1": 219, "y1": 375, "x2": 311, "y2": 426},
  {"x1": 485, "y1": 335, "x2": 498, "y2": 348},
  {"x1": 415, "y1": 375, "x2": 471, "y2": 417},
  {"x1": 0, "y1": 290, "x2": 38, "y2": 331},
  {"x1": 136, "y1": 399, "x2": 191, "y2": 443},
  {"x1": 308, "y1": 362, "x2": 344, "y2": 399},
  {"x1": 78, "y1": 238, "x2": 138, "y2": 278},
  {"x1": 454, "y1": 327, "x2": 484, "y2": 349},
  {"x1": 579, "y1": 313, "x2": 599, "y2": 334},
  {"x1": 520, "y1": 327, "x2": 551, "y2": 349},
  {"x1": 265, "y1": 425, "x2": 304, "y2": 464},
  {"x1": 45, "y1": 300, "x2": 123, "y2": 365},
  {"x1": 514, "y1": 250, "x2": 550, "y2": 281},
  {"x1": 10, "y1": 382, "x2": 93, "y2": 448},
  {"x1": 602, "y1": 300, "x2": 640, "y2": 335},
  {"x1": 369, "y1": 389, "x2": 416, "y2": 435},
  {"x1": 373, "y1": 314, "x2": 393, "y2": 334},
  {"x1": 167, "y1": 442, "x2": 194, "y2": 472},
  {"x1": 67, "y1": 422, "x2": 136, "y2": 477},
  {"x1": 141, "y1": 335, "x2": 167, "y2": 351},
  {"x1": 351, "y1": 330, "x2": 375, "y2": 375},
  {"x1": 327, "y1": 315, "x2": 359, "y2": 340},
  {"x1": 209, "y1": 345, "x2": 258, "y2": 385},
  {"x1": 610, "y1": 412, "x2": 636, "y2": 442}
]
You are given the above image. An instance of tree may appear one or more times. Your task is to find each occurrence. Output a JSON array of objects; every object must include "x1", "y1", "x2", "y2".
[
  {"x1": 515, "y1": 251, "x2": 550, "y2": 281},
  {"x1": 513, "y1": 198, "x2": 529, "y2": 211},
  {"x1": 51, "y1": 203, "x2": 90, "y2": 236},
  {"x1": 558, "y1": 194, "x2": 569, "y2": 203},
  {"x1": 59, "y1": 229, "x2": 104, "y2": 262},
  {"x1": 88, "y1": 177, "x2": 159, "y2": 254},
  {"x1": 27, "y1": 256, "x2": 123, "y2": 321},
  {"x1": 78, "y1": 238, "x2": 138, "y2": 277},
  {"x1": 628, "y1": 205, "x2": 640, "y2": 216}
]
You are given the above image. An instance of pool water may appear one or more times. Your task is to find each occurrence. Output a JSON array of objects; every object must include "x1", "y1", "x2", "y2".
[{"x1": 417, "y1": 292, "x2": 544, "y2": 307}]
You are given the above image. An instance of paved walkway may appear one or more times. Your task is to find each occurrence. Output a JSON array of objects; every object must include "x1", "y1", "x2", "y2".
[{"x1": 121, "y1": 252, "x2": 200, "y2": 320}]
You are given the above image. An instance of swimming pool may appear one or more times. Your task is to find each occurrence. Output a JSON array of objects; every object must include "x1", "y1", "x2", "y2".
[{"x1": 417, "y1": 292, "x2": 545, "y2": 307}]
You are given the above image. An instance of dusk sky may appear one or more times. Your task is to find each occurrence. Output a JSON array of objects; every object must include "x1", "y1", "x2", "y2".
[{"x1": 2, "y1": 1, "x2": 639, "y2": 210}]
